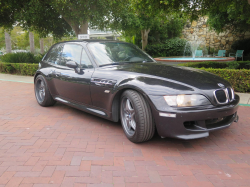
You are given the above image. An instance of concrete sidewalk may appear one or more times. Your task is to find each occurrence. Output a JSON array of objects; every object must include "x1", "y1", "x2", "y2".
[
  {"x1": 0, "y1": 73, "x2": 250, "y2": 105},
  {"x1": 0, "y1": 73, "x2": 33, "y2": 83}
]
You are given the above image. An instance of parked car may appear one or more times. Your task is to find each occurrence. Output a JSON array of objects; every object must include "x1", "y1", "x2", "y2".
[{"x1": 34, "y1": 40, "x2": 239, "y2": 143}]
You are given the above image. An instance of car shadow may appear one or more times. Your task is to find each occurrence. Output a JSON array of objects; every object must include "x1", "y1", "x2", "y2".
[{"x1": 52, "y1": 102, "x2": 232, "y2": 149}]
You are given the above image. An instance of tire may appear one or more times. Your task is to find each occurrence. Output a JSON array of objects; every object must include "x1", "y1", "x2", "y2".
[
  {"x1": 34, "y1": 75, "x2": 56, "y2": 107},
  {"x1": 120, "y1": 90, "x2": 155, "y2": 143}
]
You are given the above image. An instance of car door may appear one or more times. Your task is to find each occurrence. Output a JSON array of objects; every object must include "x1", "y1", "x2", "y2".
[
  {"x1": 52, "y1": 43, "x2": 94, "y2": 106},
  {"x1": 42, "y1": 43, "x2": 64, "y2": 96}
]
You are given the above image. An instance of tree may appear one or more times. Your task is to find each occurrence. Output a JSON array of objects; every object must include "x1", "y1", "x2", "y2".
[
  {"x1": 0, "y1": 0, "x2": 73, "y2": 38},
  {"x1": 108, "y1": 1, "x2": 186, "y2": 50},
  {"x1": 0, "y1": 0, "x2": 127, "y2": 38},
  {"x1": 120, "y1": 13, "x2": 186, "y2": 50},
  {"x1": 143, "y1": 0, "x2": 250, "y2": 34},
  {"x1": 40, "y1": 39, "x2": 44, "y2": 54},
  {"x1": 4, "y1": 31, "x2": 11, "y2": 53},
  {"x1": 29, "y1": 32, "x2": 35, "y2": 53},
  {"x1": 206, "y1": 0, "x2": 250, "y2": 34},
  {"x1": 107, "y1": 1, "x2": 165, "y2": 50}
]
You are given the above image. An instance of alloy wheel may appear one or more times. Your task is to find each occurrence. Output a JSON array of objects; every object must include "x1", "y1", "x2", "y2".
[
  {"x1": 35, "y1": 79, "x2": 45, "y2": 103},
  {"x1": 121, "y1": 97, "x2": 136, "y2": 136}
]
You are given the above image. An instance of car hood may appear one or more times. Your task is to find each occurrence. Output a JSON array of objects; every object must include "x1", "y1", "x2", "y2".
[{"x1": 112, "y1": 62, "x2": 230, "y2": 90}]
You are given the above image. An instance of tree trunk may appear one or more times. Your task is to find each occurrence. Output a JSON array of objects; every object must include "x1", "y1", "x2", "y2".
[
  {"x1": 248, "y1": 0, "x2": 250, "y2": 5},
  {"x1": 141, "y1": 29, "x2": 150, "y2": 51},
  {"x1": 62, "y1": 16, "x2": 88, "y2": 36},
  {"x1": 71, "y1": 21, "x2": 88, "y2": 37},
  {"x1": 29, "y1": 32, "x2": 35, "y2": 53},
  {"x1": 5, "y1": 31, "x2": 12, "y2": 53},
  {"x1": 79, "y1": 21, "x2": 88, "y2": 34},
  {"x1": 40, "y1": 38, "x2": 44, "y2": 54}
]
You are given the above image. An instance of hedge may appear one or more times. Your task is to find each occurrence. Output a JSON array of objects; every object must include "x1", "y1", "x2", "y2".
[
  {"x1": 178, "y1": 61, "x2": 250, "y2": 92},
  {"x1": 179, "y1": 61, "x2": 250, "y2": 69},
  {"x1": 199, "y1": 68, "x2": 250, "y2": 93},
  {"x1": 0, "y1": 62, "x2": 249, "y2": 93},
  {"x1": 0, "y1": 62, "x2": 38, "y2": 76},
  {"x1": 0, "y1": 52, "x2": 43, "y2": 64}
]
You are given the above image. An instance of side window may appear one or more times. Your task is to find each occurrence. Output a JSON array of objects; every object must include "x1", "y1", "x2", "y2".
[
  {"x1": 44, "y1": 44, "x2": 63, "y2": 64},
  {"x1": 81, "y1": 49, "x2": 93, "y2": 68},
  {"x1": 60, "y1": 44, "x2": 82, "y2": 67}
]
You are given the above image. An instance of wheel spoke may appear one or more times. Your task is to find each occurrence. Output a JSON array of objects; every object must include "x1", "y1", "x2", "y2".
[
  {"x1": 39, "y1": 90, "x2": 43, "y2": 99},
  {"x1": 126, "y1": 99, "x2": 134, "y2": 112},
  {"x1": 130, "y1": 120, "x2": 136, "y2": 130},
  {"x1": 41, "y1": 81, "x2": 45, "y2": 88},
  {"x1": 130, "y1": 110, "x2": 135, "y2": 118},
  {"x1": 125, "y1": 99, "x2": 130, "y2": 113},
  {"x1": 39, "y1": 81, "x2": 44, "y2": 90},
  {"x1": 126, "y1": 118, "x2": 131, "y2": 129}
]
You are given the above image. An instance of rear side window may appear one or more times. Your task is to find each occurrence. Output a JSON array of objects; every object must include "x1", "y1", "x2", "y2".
[
  {"x1": 60, "y1": 44, "x2": 82, "y2": 66},
  {"x1": 44, "y1": 44, "x2": 63, "y2": 64}
]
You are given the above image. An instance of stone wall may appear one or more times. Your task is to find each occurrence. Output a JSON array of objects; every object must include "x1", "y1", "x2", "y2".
[{"x1": 181, "y1": 16, "x2": 250, "y2": 51}]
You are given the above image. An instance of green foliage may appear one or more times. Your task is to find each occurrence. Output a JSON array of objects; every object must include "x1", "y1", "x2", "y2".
[
  {"x1": 147, "y1": 14, "x2": 186, "y2": 44},
  {"x1": 0, "y1": 0, "x2": 72, "y2": 38},
  {"x1": 231, "y1": 38, "x2": 250, "y2": 56},
  {"x1": 0, "y1": 26, "x2": 77, "y2": 53},
  {"x1": 145, "y1": 38, "x2": 187, "y2": 57},
  {"x1": 0, "y1": 62, "x2": 38, "y2": 76},
  {"x1": 226, "y1": 61, "x2": 239, "y2": 69},
  {"x1": 0, "y1": 28, "x2": 5, "y2": 49},
  {"x1": 179, "y1": 61, "x2": 250, "y2": 69},
  {"x1": 206, "y1": 0, "x2": 250, "y2": 33},
  {"x1": 1, "y1": 0, "x2": 127, "y2": 38},
  {"x1": 178, "y1": 61, "x2": 250, "y2": 92},
  {"x1": 201, "y1": 68, "x2": 250, "y2": 93},
  {"x1": 140, "y1": 0, "x2": 250, "y2": 36},
  {"x1": 0, "y1": 52, "x2": 43, "y2": 64}
]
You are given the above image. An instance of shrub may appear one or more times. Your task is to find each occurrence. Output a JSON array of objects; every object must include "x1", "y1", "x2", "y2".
[
  {"x1": 231, "y1": 38, "x2": 250, "y2": 57},
  {"x1": 0, "y1": 62, "x2": 38, "y2": 76},
  {"x1": 145, "y1": 38, "x2": 187, "y2": 57},
  {"x1": 0, "y1": 52, "x2": 43, "y2": 64},
  {"x1": 226, "y1": 61, "x2": 239, "y2": 69},
  {"x1": 201, "y1": 68, "x2": 250, "y2": 93},
  {"x1": 178, "y1": 61, "x2": 250, "y2": 92},
  {"x1": 179, "y1": 61, "x2": 250, "y2": 69}
]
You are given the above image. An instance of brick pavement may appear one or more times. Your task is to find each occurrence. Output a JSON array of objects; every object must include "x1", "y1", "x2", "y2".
[{"x1": 0, "y1": 80, "x2": 250, "y2": 187}]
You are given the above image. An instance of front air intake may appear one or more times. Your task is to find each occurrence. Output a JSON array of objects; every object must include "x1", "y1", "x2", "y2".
[
  {"x1": 214, "y1": 87, "x2": 234, "y2": 104},
  {"x1": 214, "y1": 89, "x2": 227, "y2": 104}
]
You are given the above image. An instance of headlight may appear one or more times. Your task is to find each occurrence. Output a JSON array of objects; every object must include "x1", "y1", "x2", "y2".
[{"x1": 164, "y1": 94, "x2": 211, "y2": 107}]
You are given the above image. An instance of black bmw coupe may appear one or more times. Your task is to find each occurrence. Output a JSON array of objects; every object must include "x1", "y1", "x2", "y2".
[{"x1": 34, "y1": 40, "x2": 239, "y2": 143}]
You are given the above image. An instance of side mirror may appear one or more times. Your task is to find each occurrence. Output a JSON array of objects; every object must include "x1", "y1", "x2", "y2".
[{"x1": 66, "y1": 61, "x2": 78, "y2": 69}]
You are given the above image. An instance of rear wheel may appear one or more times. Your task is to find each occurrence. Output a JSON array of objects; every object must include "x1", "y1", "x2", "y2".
[
  {"x1": 120, "y1": 90, "x2": 155, "y2": 143},
  {"x1": 34, "y1": 75, "x2": 56, "y2": 107}
]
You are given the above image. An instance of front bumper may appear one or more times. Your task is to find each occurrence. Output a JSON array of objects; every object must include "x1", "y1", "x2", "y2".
[{"x1": 151, "y1": 94, "x2": 240, "y2": 140}]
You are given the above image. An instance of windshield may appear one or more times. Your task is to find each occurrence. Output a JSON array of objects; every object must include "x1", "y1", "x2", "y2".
[{"x1": 88, "y1": 42, "x2": 155, "y2": 66}]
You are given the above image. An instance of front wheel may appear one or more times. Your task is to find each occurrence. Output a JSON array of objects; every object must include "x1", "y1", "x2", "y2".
[
  {"x1": 120, "y1": 90, "x2": 155, "y2": 143},
  {"x1": 34, "y1": 75, "x2": 56, "y2": 107}
]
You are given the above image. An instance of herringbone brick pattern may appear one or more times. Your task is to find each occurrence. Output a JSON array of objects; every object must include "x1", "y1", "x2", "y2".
[{"x1": 0, "y1": 81, "x2": 250, "y2": 187}]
